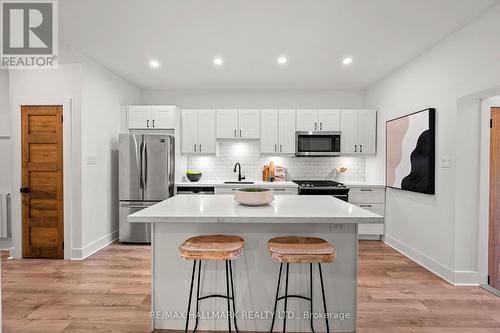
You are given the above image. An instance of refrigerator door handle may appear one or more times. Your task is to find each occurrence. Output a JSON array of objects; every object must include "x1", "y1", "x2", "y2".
[
  {"x1": 137, "y1": 136, "x2": 144, "y2": 190},
  {"x1": 169, "y1": 137, "x2": 175, "y2": 196},
  {"x1": 144, "y1": 142, "x2": 148, "y2": 189}
]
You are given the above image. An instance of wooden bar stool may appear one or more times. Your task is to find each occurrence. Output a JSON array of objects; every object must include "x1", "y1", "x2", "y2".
[
  {"x1": 268, "y1": 236, "x2": 335, "y2": 333},
  {"x1": 179, "y1": 235, "x2": 245, "y2": 333}
]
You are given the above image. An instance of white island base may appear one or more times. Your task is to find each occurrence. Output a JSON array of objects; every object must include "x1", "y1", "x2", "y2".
[{"x1": 129, "y1": 195, "x2": 383, "y2": 333}]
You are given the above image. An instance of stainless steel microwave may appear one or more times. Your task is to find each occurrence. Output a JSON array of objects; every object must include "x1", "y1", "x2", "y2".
[{"x1": 295, "y1": 131, "x2": 341, "y2": 156}]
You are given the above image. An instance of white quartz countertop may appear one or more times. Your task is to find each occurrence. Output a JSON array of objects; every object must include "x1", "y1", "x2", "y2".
[
  {"x1": 175, "y1": 181, "x2": 298, "y2": 188},
  {"x1": 128, "y1": 195, "x2": 383, "y2": 224}
]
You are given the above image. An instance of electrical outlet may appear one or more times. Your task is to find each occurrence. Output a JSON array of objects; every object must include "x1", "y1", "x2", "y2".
[{"x1": 332, "y1": 224, "x2": 347, "y2": 233}]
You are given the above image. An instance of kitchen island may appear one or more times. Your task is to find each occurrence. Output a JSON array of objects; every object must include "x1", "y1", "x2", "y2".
[{"x1": 129, "y1": 195, "x2": 382, "y2": 332}]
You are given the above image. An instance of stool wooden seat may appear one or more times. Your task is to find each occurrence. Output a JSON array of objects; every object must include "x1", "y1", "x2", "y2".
[
  {"x1": 179, "y1": 235, "x2": 245, "y2": 261},
  {"x1": 268, "y1": 236, "x2": 335, "y2": 263}
]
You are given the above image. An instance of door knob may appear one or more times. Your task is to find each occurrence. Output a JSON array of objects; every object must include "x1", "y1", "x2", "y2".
[{"x1": 20, "y1": 187, "x2": 31, "y2": 193}]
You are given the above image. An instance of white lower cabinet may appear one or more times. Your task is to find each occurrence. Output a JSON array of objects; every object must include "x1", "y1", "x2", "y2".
[{"x1": 348, "y1": 186, "x2": 385, "y2": 238}]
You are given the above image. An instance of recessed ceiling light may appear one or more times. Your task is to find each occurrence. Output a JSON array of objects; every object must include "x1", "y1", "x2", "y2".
[
  {"x1": 149, "y1": 59, "x2": 160, "y2": 68},
  {"x1": 213, "y1": 57, "x2": 223, "y2": 66},
  {"x1": 342, "y1": 57, "x2": 353, "y2": 65},
  {"x1": 277, "y1": 56, "x2": 288, "y2": 65}
]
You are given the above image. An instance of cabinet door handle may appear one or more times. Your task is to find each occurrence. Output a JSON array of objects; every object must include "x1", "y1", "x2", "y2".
[
  {"x1": 315, "y1": 122, "x2": 317, "y2": 130},
  {"x1": 147, "y1": 119, "x2": 150, "y2": 128},
  {"x1": 152, "y1": 119, "x2": 155, "y2": 128},
  {"x1": 320, "y1": 122, "x2": 322, "y2": 130},
  {"x1": 240, "y1": 129, "x2": 242, "y2": 137},
  {"x1": 194, "y1": 144, "x2": 197, "y2": 152},
  {"x1": 280, "y1": 144, "x2": 283, "y2": 152},
  {"x1": 275, "y1": 144, "x2": 277, "y2": 152},
  {"x1": 355, "y1": 145, "x2": 357, "y2": 152},
  {"x1": 360, "y1": 145, "x2": 363, "y2": 153},
  {"x1": 234, "y1": 129, "x2": 237, "y2": 137},
  {"x1": 199, "y1": 144, "x2": 202, "y2": 152}
]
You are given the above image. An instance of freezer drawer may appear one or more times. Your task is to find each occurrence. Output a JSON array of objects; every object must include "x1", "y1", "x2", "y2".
[{"x1": 119, "y1": 201, "x2": 156, "y2": 243}]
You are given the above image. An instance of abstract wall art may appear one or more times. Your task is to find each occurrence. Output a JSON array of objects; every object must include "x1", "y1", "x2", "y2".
[{"x1": 386, "y1": 108, "x2": 435, "y2": 194}]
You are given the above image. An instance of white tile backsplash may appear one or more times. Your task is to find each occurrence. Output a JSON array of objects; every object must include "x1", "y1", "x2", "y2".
[{"x1": 186, "y1": 141, "x2": 366, "y2": 182}]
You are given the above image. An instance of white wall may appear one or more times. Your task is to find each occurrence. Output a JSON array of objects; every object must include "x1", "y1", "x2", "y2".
[
  {"x1": 79, "y1": 56, "x2": 141, "y2": 258},
  {"x1": 0, "y1": 70, "x2": 11, "y2": 250},
  {"x1": 142, "y1": 89, "x2": 365, "y2": 109},
  {"x1": 365, "y1": 3, "x2": 500, "y2": 284}
]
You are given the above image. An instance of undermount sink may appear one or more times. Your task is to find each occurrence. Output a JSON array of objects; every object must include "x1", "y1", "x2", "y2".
[{"x1": 224, "y1": 181, "x2": 254, "y2": 184}]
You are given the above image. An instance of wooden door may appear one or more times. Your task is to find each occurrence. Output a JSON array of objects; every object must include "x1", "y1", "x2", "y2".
[
  {"x1": 490, "y1": 107, "x2": 500, "y2": 290},
  {"x1": 260, "y1": 109, "x2": 279, "y2": 153},
  {"x1": 22, "y1": 106, "x2": 64, "y2": 258}
]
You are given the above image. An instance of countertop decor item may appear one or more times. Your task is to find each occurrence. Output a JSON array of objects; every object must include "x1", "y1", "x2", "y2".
[
  {"x1": 234, "y1": 188, "x2": 274, "y2": 206},
  {"x1": 186, "y1": 170, "x2": 202, "y2": 182}
]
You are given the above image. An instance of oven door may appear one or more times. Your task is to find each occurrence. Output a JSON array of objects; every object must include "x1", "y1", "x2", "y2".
[{"x1": 295, "y1": 131, "x2": 341, "y2": 156}]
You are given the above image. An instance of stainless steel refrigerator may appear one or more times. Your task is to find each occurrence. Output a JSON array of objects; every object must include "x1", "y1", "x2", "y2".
[{"x1": 119, "y1": 134, "x2": 175, "y2": 243}]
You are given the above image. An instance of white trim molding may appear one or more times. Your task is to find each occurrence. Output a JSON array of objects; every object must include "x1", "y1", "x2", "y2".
[
  {"x1": 10, "y1": 98, "x2": 73, "y2": 259},
  {"x1": 384, "y1": 235, "x2": 479, "y2": 286},
  {"x1": 71, "y1": 230, "x2": 118, "y2": 260}
]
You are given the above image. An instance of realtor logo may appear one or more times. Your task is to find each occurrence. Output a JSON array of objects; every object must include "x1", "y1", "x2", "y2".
[{"x1": 1, "y1": 1, "x2": 58, "y2": 68}]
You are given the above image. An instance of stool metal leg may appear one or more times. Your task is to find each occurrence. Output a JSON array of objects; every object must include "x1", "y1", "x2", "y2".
[
  {"x1": 269, "y1": 263, "x2": 283, "y2": 333},
  {"x1": 310, "y1": 263, "x2": 315, "y2": 333},
  {"x1": 229, "y1": 260, "x2": 239, "y2": 333},
  {"x1": 193, "y1": 260, "x2": 202, "y2": 333},
  {"x1": 283, "y1": 263, "x2": 290, "y2": 333},
  {"x1": 185, "y1": 260, "x2": 197, "y2": 333},
  {"x1": 225, "y1": 260, "x2": 232, "y2": 333},
  {"x1": 318, "y1": 263, "x2": 330, "y2": 333}
]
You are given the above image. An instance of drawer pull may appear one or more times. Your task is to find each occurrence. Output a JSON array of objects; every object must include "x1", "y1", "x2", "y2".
[
  {"x1": 274, "y1": 188, "x2": 285, "y2": 191},
  {"x1": 359, "y1": 204, "x2": 372, "y2": 208},
  {"x1": 360, "y1": 189, "x2": 373, "y2": 192}
]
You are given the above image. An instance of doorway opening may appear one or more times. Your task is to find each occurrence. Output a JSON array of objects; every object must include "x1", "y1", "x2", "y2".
[{"x1": 21, "y1": 105, "x2": 64, "y2": 258}]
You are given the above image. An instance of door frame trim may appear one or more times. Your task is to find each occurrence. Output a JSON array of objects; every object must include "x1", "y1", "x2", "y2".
[{"x1": 11, "y1": 98, "x2": 72, "y2": 259}]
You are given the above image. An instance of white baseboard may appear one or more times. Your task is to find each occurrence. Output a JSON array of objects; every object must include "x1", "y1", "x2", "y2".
[
  {"x1": 0, "y1": 237, "x2": 12, "y2": 250},
  {"x1": 71, "y1": 230, "x2": 118, "y2": 260},
  {"x1": 384, "y1": 235, "x2": 479, "y2": 286}
]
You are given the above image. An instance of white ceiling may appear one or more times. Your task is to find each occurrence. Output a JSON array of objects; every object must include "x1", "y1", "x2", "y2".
[{"x1": 60, "y1": 0, "x2": 499, "y2": 90}]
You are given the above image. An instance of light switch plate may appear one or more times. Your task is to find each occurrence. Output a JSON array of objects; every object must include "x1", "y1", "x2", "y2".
[
  {"x1": 86, "y1": 154, "x2": 97, "y2": 165},
  {"x1": 441, "y1": 156, "x2": 452, "y2": 168}
]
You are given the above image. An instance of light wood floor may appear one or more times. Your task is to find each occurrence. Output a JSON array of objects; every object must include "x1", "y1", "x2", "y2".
[{"x1": 2, "y1": 241, "x2": 500, "y2": 333}]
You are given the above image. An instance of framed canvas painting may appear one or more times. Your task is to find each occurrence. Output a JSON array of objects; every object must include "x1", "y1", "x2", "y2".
[{"x1": 386, "y1": 108, "x2": 435, "y2": 194}]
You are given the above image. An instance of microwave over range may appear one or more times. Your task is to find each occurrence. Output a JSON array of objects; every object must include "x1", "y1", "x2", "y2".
[{"x1": 295, "y1": 131, "x2": 341, "y2": 157}]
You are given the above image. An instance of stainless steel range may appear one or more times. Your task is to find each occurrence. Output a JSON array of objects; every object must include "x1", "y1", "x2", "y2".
[{"x1": 293, "y1": 180, "x2": 350, "y2": 201}]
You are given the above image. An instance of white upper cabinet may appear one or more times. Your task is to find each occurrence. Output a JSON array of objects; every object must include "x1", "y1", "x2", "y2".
[
  {"x1": 197, "y1": 110, "x2": 216, "y2": 154},
  {"x1": 181, "y1": 109, "x2": 216, "y2": 154},
  {"x1": 238, "y1": 109, "x2": 260, "y2": 138},
  {"x1": 260, "y1": 109, "x2": 295, "y2": 154},
  {"x1": 357, "y1": 110, "x2": 377, "y2": 154},
  {"x1": 127, "y1": 105, "x2": 176, "y2": 129},
  {"x1": 260, "y1": 109, "x2": 279, "y2": 153},
  {"x1": 127, "y1": 106, "x2": 151, "y2": 129},
  {"x1": 216, "y1": 109, "x2": 238, "y2": 138},
  {"x1": 297, "y1": 109, "x2": 340, "y2": 131},
  {"x1": 318, "y1": 109, "x2": 341, "y2": 131},
  {"x1": 278, "y1": 109, "x2": 296, "y2": 153},
  {"x1": 216, "y1": 109, "x2": 260, "y2": 139},
  {"x1": 151, "y1": 106, "x2": 176, "y2": 129},
  {"x1": 340, "y1": 109, "x2": 377, "y2": 155},
  {"x1": 296, "y1": 109, "x2": 318, "y2": 131}
]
